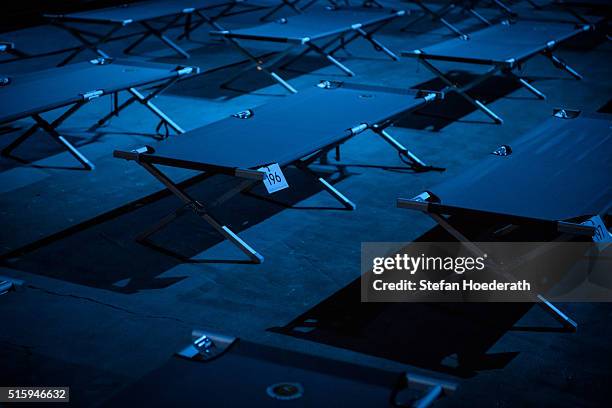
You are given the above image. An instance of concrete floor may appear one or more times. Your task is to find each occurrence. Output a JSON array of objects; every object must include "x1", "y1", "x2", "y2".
[{"x1": 1, "y1": 1, "x2": 611, "y2": 406}]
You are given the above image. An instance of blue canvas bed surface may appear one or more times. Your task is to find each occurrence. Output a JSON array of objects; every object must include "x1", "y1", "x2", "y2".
[
  {"x1": 427, "y1": 114, "x2": 612, "y2": 221},
  {"x1": 407, "y1": 21, "x2": 589, "y2": 64},
  {"x1": 58, "y1": 0, "x2": 238, "y2": 23},
  {"x1": 211, "y1": 7, "x2": 404, "y2": 43},
  {"x1": 0, "y1": 60, "x2": 185, "y2": 124},
  {"x1": 133, "y1": 83, "x2": 426, "y2": 170}
]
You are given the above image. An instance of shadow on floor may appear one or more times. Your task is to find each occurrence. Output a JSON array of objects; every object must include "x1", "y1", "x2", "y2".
[{"x1": 0, "y1": 165, "x2": 359, "y2": 293}]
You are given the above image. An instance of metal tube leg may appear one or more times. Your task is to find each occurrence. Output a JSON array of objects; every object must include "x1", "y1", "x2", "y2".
[
  {"x1": 518, "y1": 78, "x2": 547, "y2": 100},
  {"x1": 537, "y1": 294, "x2": 578, "y2": 332},
  {"x1": 128, "y1": 88, "x2": 185, "y2": 134},
  {"x1": 141, "y1": 22, "x2": 190, "y2": 59},
  {"x1": 306, "y1": 43, "x2": 355, "y2": 77},
  {"x1": 204, "y1": 214, "x2": 264, "y2": 263},
  {"x1": 545, "y1": 53, "x2": 583, "y2": 80},
  {"x1": 354, "y1": 27, "x2": 399, "y2": 61},
  {"x1": 417, "y1": 57, "x2": 504, "y2": 124},
  {"x1": 468, "y1": 8, "x2": 491, "y2": 25},
  {"x1": 32, "y1": 114, "x2": 95, "y2": 170},
  {"x1": 124, "y1": 32, "x2": 153, "y2": 54},
  {"x1": 372, "y1": 126, "x2": 429, "y2": 169},
  {"x1": 317, "y1": 177, "x2": 356, "y2": 210},
  {"x1": 137, "y1": 162, "x2": 263, "y2": 263}
]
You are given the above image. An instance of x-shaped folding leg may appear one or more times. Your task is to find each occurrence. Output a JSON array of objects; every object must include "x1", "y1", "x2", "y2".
[
  {"x1": 293, "y1": 152, "x2": 357, "y2": 210},
  {"x1": 91, "y1": 76, "x2": 186, "y2": 135},
  {"x1": 52, "y1": 21, "x2": 121, "y2": 66},
  {"x1": 124, "y1": 14, "x2": 190, "y2": 58},
  {"x1": 542, "y1": 49, "x2": 583, "y2": 80},
  {"x1": 324, "y1": 18, "x2": 401, "y2": 60},
  {"x1": 415, "y1": 54, "x2": 505, "y2": 124},
  {"x1": 178, "y1": 4, "x2": 238, "y2": 40},
  {"x1": 421, "y1": 208, "x2": 577, "y2": 332},
  {"x1": 2, "y1": 101, "x2": 95, "y2": 170},
  {"x1": 279, "y1": 19, "x2": 399, "y2": 78},
  {"x1": 219, "y1": 40, "x2": 300, "y2": 93},
  {"x1": 402, "y1": 0, "x2": 469, "y2": 38},
  {"x1": 135, "y1": 160, "x2": 265, "y2": 264}
]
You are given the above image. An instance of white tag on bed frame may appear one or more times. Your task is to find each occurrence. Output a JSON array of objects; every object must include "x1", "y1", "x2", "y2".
[
  {"x1": 258, "y1": 163, "x2": 289, "y2": 194},
  {"x1": 581, "y1": 215, "x2": 612, "y2": 243}
]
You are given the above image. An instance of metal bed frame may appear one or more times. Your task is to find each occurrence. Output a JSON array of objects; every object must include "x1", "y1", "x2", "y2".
[
  {"x1": 114, "y1": 81, "x2": 443, "y2": 263},
  {"x1": 0, "y1": 58, "x2": 198, "y2": 170},
  {"x1": 402, "y1": 20, "x2": 592, "y2": 124},
  {"x1": 211, "y1": 6, "x2": 406, "y2": 93},
  {"x1": 397, "y1": 111, "x2": 612, "y2": 331},
  {"x1": 45, "y1": 0, "x2": 248, "y2": 66},
  {"x1": 402, "y1": 0, "x2": 517, "y2": 38}
]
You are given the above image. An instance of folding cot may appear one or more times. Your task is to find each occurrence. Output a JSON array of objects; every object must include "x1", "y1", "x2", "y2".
[
  {"x1": 45, "y1": 0, "x2": 248, "y2": 66},
  {"x1": 114, "y1": 80, "x2": 443, "y2": 263},
  {"x1": 0, "y1": 58, "x2": 198, "y2": 170},
  {"x1": 402, "y1": 20, "x2": 592, "y2": 124},
  {"x1": 259, "y1": 0, "x2": 379, "y2": 21},
  {"x1": 102, "y1": 329, "x2": 457, "y2": 407},
  {"x1": 402, "y1": 0, "x2": 516, "y2": 38},
  {"x1": 526, "y1": 0, "x2": 611, "y2": 24},
  {"x1": 210, "y1": 7, "x2": 407, "y2": 93},
  {"x1": 397, "y1": 111, "x2": 612, "y2": 330}
]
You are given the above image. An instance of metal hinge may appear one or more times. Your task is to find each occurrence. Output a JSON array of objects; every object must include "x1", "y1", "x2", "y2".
[{"x1": 82, "y1": 90, "x2": 103, "y2": 100}]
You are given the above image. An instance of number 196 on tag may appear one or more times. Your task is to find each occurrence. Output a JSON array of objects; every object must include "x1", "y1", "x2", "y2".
[{"x1": 258, "y1": 163, "x2": 289, "y2": 194}]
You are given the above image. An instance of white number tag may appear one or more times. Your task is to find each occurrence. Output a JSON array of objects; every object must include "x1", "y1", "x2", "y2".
[
  {"x1": 258, "y1": 163, "x2": 289, "y2": 194},
  {"x1": 581, "y1": 215, "x2": 611, "y2": 243}
]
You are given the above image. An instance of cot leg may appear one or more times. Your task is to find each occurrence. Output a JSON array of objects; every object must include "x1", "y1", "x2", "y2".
[
  {"x1": 53, "y1": 22, "x2": 120, "y2": 66},
  {"x1": 221, "y1": 41, "x2": 298, "y2": 93},
  {"x1": 403, "y1": 1, "x2": 468, "y2": 38},
  {"x1": 177, "y1": 8, "x2": 229, "y2": 40},
  {"x1": 140, "y1": 20, "x2": 190, "y2": 59},
  {"x1": 371, "y1": 125, "x2": 443, "y2": 171},
  {"x1": 536, "y1": 294, "x2": 578, "y2": 332},
  {"x1": 306, "y1": 43, "x2": 355, "y2": 76},
  {"x1": 295, "y1": 161, "x2": 355, "y2": 210},
  {"x1": 32, "y1": 114, "x2": 94, "y2": 170},
  {"x1": 417, "y1": 57, "x2": 504, "y2": 124},
  {"x1": 128, "y1": 87, "x2": 185, "y2": 134},
  {"x1": 467, "y1": 8, "x2": 491, "y2": 25},
  {"x1": 490, "y1": 0, "x2": 516, "y2": 18},
  {"x1": 544, "y1": 52, "x2": 583, "y2": 80},
  {"x1": 317, "y1": 177, "x2": 356, "y2": 210},
  {"x1": 138, "y1": 162, "x2": 264, "y2": 264},
  {"x1": 260, "y1": 0, "x2": 303, "y2": 21},
  {"x1": 354, "y1": 27, "x2": 399, "y2": 61},
  {"x1": 3, "y1": 102, "x2": 94, "y2": 169},
  {"x1": 517, "y1": 78, "x2": 547, "y2": 100}
]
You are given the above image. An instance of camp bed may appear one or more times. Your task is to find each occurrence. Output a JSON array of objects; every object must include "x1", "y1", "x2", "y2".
[
  {"x1": 210, "y1": 7, "x2": 407, "y2": 93},
  {"x1": 259, "y1": 0, "x2": 381, "y2": 22},
  {"x1": 45, "y1": 0, "x2": 247, "y2": 66},
  {"x1": 0, "y1": 58, "x2": 198, "y2": 170},
  {"x1": 402, "y1": 20, "x2": 592, "y2": 124},
  {"x1": 114, "y1": 80, "x2": 443, "y2": 263},
  {"x1": 526, "y1": 0, "x2": 611, "y2": 24},
  {"x1": 397, "y1": 110, "x2": 612, "y2": 331},
  {"x1": 402, "y1": 0, "x2": 516, "y2": 38},
  {"x1": 102, "y1": 329, "x2": 457, "y2": 407}
]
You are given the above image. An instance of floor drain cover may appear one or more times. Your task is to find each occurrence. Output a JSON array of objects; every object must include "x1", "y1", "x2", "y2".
[{"x1": 266, "y1": 382, "x2": 304, "y2": 400}]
